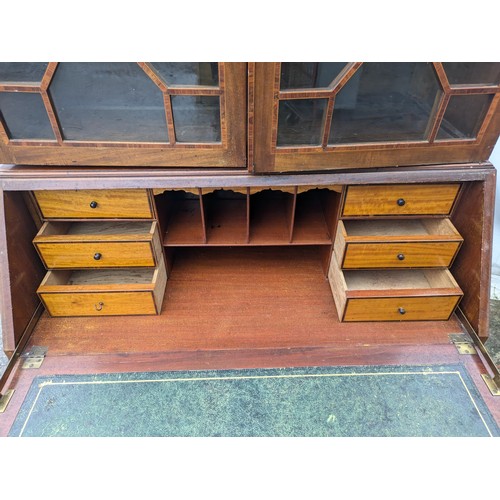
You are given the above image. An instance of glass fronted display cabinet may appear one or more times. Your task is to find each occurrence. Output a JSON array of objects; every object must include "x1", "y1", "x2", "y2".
[{"x1": 2, "y1": 62, "x2": 499, "y2": 172}]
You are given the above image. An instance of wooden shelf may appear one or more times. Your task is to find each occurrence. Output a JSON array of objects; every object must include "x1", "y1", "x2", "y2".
[
  {"x1": 249, "y1": 190, "x2": 292, "y2": 245},
  {"x1": 205, "y1": 191, "x2": 249, "y2": 245},
  {"x1": 292, "y1": 190, "x2": 333, "y2": 245},
  {"x1": 158, "y1": 186, "x2": 339, "y2": 247},
  {"x1": 163, "y1": 198, "x2": 205, "y2": 246}
]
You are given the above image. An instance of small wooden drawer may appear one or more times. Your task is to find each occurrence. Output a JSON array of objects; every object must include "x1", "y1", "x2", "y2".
[
  {"x1": 328, "y1": 258, "x2": 463, "y2": 322},
  {"x1": 334, "y1": 219, "x2": 463, "y2": 269},
  {"x1": 33, "y1": 189, "x2": 153, "y2": 219},
  {"x1": 37, "y1": 258, "x2": 167, "y2": 317},
  {"x1": 33, "y1": 221, "x2": 163, "y2": 269},
  {"x1": 342, "y1": 184, "x2": 461, "y2": 217}
]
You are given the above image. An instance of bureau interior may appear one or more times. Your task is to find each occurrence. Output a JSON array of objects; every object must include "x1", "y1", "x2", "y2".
[
  {"x1": 1, "y1": 182, "x2": 486, "y2": 357},
  {"x1": 157, "y1": 187, "x2": 338, "y2": 247}
]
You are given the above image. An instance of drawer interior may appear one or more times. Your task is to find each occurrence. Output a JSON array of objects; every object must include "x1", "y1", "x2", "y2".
[
  {"x1": 37, "y1": 221, "x2": 154, "y2": 238},
  {"x1": 342, "y1": 218, "x2": 460, "y2": 238},
  {"x1": 41, "y1": 268, "x2": 156, "y2": 287},
  {"x1": 344, "y1": 268, "x2": 460, "y2": 292}
]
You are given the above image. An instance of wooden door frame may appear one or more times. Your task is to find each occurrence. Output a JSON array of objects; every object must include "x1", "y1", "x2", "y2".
[
  {"x1": 251, "y1": 62, "x2": 500, "y2": 173},
  {"x1": 0, "y1": 63, "x2": 248, "y2": 169}
]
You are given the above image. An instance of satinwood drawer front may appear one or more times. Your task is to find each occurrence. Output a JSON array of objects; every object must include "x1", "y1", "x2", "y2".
[
  {"x1": 40, "y1": 291, "x2": 158, "y2": 317},
  {"x1": 334, "y1": 219, "x2": 463, "y2": 269},
  {"x1": 33, "y1": 189, "x2": 153, "y2": 219},
  {"x1": 342, "y1": 184, "x2": 461, "y2": 217},
  {"x1": 328, "y1": 257, "x2": 463, "y2": 322},
  {"x1": 37, "y1": 258, "x2": 167, "y2": 317},
  {"x1": 33, "y1": 221, "x2": 162, "y2": 269}
]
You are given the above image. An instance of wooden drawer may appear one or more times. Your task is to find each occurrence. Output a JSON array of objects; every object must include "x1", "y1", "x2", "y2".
[
  {"x1": 37, "y1": 258, "x2": 167, "y2": 317},
  {"x1": 328, "y1": 257, "x2": 462, "y2": 322},
  {"x1": 334, "y1": 219, "x2": 463, "y2": 269},
  {"x1": 33, "y1": 221, "x2": 162, "y2": 269},
  {"x1": 342, "y1": 184, "x2": 461, "y2": 217},
  {"x1": 33, "y1": 189, "x2": 153, "y2": 219}
]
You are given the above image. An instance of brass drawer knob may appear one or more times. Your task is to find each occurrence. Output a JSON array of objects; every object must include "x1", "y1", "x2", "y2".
[
  {"x1": 397, "y1": 198, "x2": 406, "y2": 207},
  {"x1": 89, "y1": 201, "x2": 98, "y2": 208},
  {"x1": 94, "y1": 252, "x2": 102, "y2": 260},
  {"x1": 397, "y1": 253, "x2": 405, "y2": 261},
  {"x1": 398, "y1": 307, "x2": 406, "y2": 315},
  {"x1": 95, "y1": 302, "x2": 104, "y2": 311}
]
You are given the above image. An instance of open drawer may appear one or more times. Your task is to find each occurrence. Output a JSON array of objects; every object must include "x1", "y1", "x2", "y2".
[
  {"x1": 33, "y1": 221, "x2": 163, "y2": 269},
  {"x1": 37, "y1": 258, "x2": 167, "y2": 317},
  {"x1": 328, "y1": 257, "x2": 463, "y2": 322},
  {"x1": 334, "y1": 218, "x2": 463, "y2": 269}
]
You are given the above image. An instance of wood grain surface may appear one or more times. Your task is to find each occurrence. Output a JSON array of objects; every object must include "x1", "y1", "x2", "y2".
[
  {"x1": 40, "y1": 291, "x2": 158, "y2": 316},
  {"x1": 340, "y1": 242, "x2": 461, "y2": 269},
  {"x1": 342, "y1": 184, "x2": 461, "y2": 216},
  {"x1": 35, "y1": 241, "x2": 156, "y2": 268},
  {"x1": 34, "y1": 189, "x2": 154, "y2": 219},
  {"x1": 343, "y1": 296, "x2": 461, "y2": 322}
]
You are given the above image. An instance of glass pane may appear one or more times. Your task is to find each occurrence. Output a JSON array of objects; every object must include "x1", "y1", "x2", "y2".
[
  {"x1": 329, "y1": 63, "x2": 441, "y2": 144},
  {"x1": 150, "y1": 63, "x2": 218, "y2": 86},
  {"x1": 0, "y1": 92, "x2": 55, "y2": 139},
  {"x1": 437, "y1": 94, "x2": 493, "y2": 140},
  {"x1": 442, "y1": 63, "x2": 500, "y2": 86},
  {"x1": 48, "y1": 63, "x2": 168, "y2": 142},
  {"x1": 0, "y1": 62, "x2": 48, "y2": 83},
  {"x1": 171, "y1": 95, "x2": 221, "y2": 142},
  {"x1": 277, "y1": 99, "x2": 327, "y2": 146},
  {"x1": 280, "y1": 63, "x2": 347, "y2": 89}
]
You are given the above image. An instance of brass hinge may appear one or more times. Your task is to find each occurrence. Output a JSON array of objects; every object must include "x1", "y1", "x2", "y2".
[
  {"x1": 0, "y1": 390, "x2": 14, "y2": 413},
  {"x1": 451, "y1": 311, "x2": 500, "y2": 396},
  {"x1": 21, "y1": 346, "x2": 48, "y2": 369},
  {"x1": 481, "y1": 374, "x2": 500, "y2": 396},
  {"x1": 449, "y1": 333, "x2": 477, "y2": 355}
]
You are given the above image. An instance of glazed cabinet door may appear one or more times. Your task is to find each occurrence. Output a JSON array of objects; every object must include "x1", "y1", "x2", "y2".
[
  {"x1": 0, "y1": 62, "x2": 247, "y2": 168},
  {"x1": 251, "y1": 62, "x2": 500, "y2": 172}
]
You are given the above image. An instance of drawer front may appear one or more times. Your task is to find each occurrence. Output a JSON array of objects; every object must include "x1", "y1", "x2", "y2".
[
  {"x1": 40, "y1": 291, "x2": 157, "y2": 316},
  {"x1": 342, "y1": 241, "x2": 461, "y2": 269},
  {"x1": 342, "y1": 184, "x2": 460, "y2": 217},
  {"x1": 36, "y1": 242, "x2": 156, "y2": 269},
  {"x1": 34, "y1": 189, "x2": 153, "y2": 219},
  {"x1": 344, "y1": 296, "x2": 461, "y2": 322}
]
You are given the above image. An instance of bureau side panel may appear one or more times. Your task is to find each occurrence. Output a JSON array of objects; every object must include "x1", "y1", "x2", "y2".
[
  {"x1": 450, "y1": 175, "x2": 495, "y2": 339},
  {"x1": 0, "y1": 191, "x2": 46, "y2": 351}
]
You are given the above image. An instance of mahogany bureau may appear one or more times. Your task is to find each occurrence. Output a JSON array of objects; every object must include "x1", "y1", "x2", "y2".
[{"x1": 0, "y1": 63, "x2": 500, "y2": 406}]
